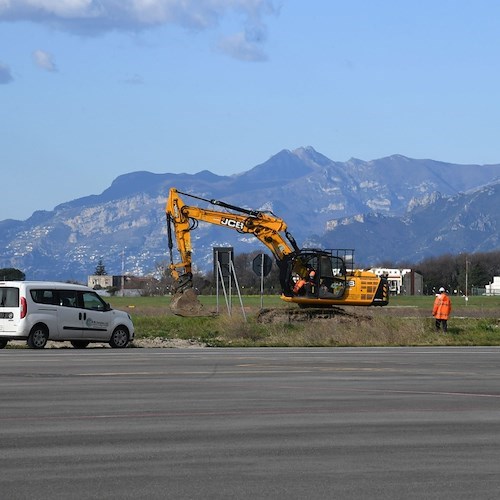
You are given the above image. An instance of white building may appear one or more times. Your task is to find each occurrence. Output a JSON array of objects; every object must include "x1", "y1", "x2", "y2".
[
  {"x1": 485, "y1": 277, "x2": 500, "y2": 296},
  {"x1": 88, "y1": 275, "x2": 123, "y2": 289},
  {"x1": 369, "y1": 268, "x2": 423, "y2": 295}
]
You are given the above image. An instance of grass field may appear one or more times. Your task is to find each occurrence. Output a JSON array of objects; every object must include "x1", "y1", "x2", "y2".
[{"x1": 107, "y1": 294, "x2": 500, "y2": 347}]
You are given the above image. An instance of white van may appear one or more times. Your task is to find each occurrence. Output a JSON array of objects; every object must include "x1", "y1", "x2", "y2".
[{"x1": 0, "y1": 281, "x2": 135, "y2": 349}]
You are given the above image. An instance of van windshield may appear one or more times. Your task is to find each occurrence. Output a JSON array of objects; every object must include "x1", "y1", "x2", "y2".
[{"x1": 0, "y1": 287, "x2": 19, "y2": 307}]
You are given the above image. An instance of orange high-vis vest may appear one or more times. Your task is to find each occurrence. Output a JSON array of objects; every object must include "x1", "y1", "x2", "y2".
[
  {"x1": 293, "y1": 278, "x2": 306, "y2": 294},
  {"x1": 432, "y1": 293, "x2": 452, "y2": 320}
]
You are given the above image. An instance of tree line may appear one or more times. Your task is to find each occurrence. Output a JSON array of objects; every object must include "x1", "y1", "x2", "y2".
[
  {"x1": 191, "y1": 249, "x2": 500, "y2": 296},
  {"x1": 412, "y1": 251, "x2": 500, "y2": 295},
  {"x1": 179, "y1": 249, "x2": 497, "y2": 296}
]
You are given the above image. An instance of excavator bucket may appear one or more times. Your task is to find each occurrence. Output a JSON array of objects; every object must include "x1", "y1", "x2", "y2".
[{"x1": 169, "y1": 288, "x2": 205, "y2": 316}]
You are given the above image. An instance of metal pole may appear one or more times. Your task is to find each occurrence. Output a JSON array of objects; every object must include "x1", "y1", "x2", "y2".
[
  {"x1": 465, "y1": 257, "x2": 469, "y2": 306},
  {"x1": 215, "y1": 250, "x2": 220, "y2": 313},
  {"x1": 229, "y1": 260, "x2": 246, "y2": 322},
  {"x1": 217, "y1": 260, "x2": 231, "y2": 315},
  {"x1": 121, "y1": 249, "x2": 125, "y2": 297},
  {"x1": 260, "y1": 253, "x2": 264, "y2": 309}
]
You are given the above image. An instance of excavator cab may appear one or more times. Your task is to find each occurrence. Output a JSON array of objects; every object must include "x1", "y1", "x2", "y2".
[
  {"x1": 280, "y1": 248, "x2": 389, "y2": 308},
  {"x1": 281, "y1": 249, "x2": 349, "y2": 301}
]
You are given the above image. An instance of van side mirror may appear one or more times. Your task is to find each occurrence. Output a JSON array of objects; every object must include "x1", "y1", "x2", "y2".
[{"x1": 105, "y1": 302, "x2": 111, "y2": 311}]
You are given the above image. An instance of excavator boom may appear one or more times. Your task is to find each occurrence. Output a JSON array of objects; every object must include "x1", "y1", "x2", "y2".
[{"x1": 166, "y1": 188, "x2": 299, "y2": 282}]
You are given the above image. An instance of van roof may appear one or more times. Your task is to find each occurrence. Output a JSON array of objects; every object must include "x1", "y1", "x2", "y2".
[{"x1": 0, "y1": 281, "x2": 90, "y2": 290}]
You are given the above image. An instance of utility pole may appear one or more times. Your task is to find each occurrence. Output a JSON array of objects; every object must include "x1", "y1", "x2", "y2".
[
  {"x1": 121, "y1": 249, "x2": 125, "y2": 297},
  {"x1": 465, "y1": 256, "x2": 469, "y2": 305}
]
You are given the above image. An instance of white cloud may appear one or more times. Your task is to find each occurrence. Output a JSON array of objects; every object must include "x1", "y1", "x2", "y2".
[
  {"x1": 32, "y1": 49, "x2": 57, "y2": 72},
  {"x1": 0, "y1": 62, "x2": 13, "y2": 84},
  {"x1": 0, "y1": 1, "x2": 278, "y2": 60},
  {"x1": 0, "y1": 0, "x2": 98, "y2": 18}
]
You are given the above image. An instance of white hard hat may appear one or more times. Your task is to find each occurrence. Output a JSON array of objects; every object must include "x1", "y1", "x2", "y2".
[{"x1": 439, "y1": 287, "x2": 445, "y2": 292}]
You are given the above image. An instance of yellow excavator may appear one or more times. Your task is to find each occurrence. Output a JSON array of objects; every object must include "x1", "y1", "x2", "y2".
[{"x1": 165, "y1": 188, "x2": 389, "y2": 316}]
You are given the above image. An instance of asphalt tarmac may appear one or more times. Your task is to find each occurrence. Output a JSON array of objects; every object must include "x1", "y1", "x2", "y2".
[{"x1": 1, "y1": 347, "x2": 500, "y2": 499}]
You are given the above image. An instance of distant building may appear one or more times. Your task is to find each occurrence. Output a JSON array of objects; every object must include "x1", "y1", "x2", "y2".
[
  {"x1": 369, "y1": 268, "x2": 423, "y2": 295},
  {"x1": 88, "y1": 275, "x2": 123, "y2": 289},
  {"x1": 87, "y1": 274, "x2": 162, "y2": 296},
  {"x1": 485, "y1": 277, "x2": 500, "y2": 296}
]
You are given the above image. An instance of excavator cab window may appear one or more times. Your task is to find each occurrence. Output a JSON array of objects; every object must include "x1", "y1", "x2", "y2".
[
  {"x1": 317, "y1": 254, "x2": 347, "y2": 299},
  {"x1": 289, "y1": 251, "x2": 347, "y2": 300}
]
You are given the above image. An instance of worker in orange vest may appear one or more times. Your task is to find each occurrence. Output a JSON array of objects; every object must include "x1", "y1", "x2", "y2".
[
  {"x1": 432, "y1": 287, "x2": 452, "y2": 332},
  {"x1": 293, "y1": 269, "x2": 316, "y2": 296},
  {"x1": 293, "y1": 275, "x2": 307, "y2": 295}
]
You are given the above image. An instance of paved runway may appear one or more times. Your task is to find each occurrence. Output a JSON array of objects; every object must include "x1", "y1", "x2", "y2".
[{"x1": 1, "y1": 347, "x2": 500, "y2": 499}]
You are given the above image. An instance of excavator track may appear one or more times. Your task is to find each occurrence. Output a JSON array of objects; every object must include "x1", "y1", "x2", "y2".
[{"x1": 256, "y1": 306, "x2": 370, "y2": 323}]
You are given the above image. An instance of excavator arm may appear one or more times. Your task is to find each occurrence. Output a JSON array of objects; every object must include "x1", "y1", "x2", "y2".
[{"x1": 166, "y1": 188, "x2": 300, "y2": 292}]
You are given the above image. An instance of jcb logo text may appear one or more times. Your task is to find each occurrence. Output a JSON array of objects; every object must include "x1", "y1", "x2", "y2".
[{"x1": 221, "y1": 218, "x2": 244, "y2": 230}]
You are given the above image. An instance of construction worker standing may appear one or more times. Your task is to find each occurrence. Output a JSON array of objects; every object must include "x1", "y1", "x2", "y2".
[{"x1": 432, "y1": 287, "x2": 452, "y2": 332}]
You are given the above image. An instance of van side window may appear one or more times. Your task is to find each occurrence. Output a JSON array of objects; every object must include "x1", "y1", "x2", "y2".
[
  {"x1": 31, "y1": 289, "x2": 57, "y2": 305},
  {"x1": 59, "y1": 290, "x2": 78, "y2": 307},
  {"x1": 81, "y1": 291, "x2": 106, "y2": 311}
]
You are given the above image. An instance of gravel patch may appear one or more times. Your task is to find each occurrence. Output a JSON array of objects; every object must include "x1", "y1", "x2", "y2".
[
  {"x1": 131, "y1": 337, "x2": 208, "y2": 348},
  {"x1": 7, "y1": 338, "x2": 208, "y2": 349}
]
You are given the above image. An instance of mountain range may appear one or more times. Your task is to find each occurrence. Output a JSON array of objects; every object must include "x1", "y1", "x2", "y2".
[{"x1": 1, "y1": 146, "x2": 500, "y2": 281}]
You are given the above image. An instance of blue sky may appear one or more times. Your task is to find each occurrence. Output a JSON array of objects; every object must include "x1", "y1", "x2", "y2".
[{"x1": 2, "y1": 0, "x2": 500, "y2": 220}]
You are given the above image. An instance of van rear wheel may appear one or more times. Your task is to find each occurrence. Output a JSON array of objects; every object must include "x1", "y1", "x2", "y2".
[
  {"x1": 27, "y1": 325, "x2": 49, "y2": 349},
  {"x1": 109, "y1": 326, "x2": 129, "y2": 348},
  {"x1": 0, "y1": 339, "x2": 8, "y2": 349},
  {"x1": 71, "y1": 340, "x2": 90, "y2": 349}
]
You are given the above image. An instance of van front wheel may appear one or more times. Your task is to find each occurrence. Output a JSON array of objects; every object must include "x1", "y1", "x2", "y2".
[
  {"x1": 27, "y1": 325, "x2": 49, "y2": 349},
  {"x1": 109, "y1": 326, "x2": 129, "y2": 348},
  {"x1": 0, "y1": 338, "x2": 8, "y2": 349}
]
